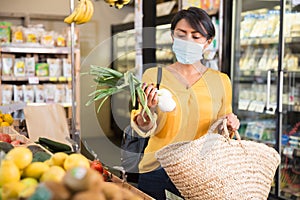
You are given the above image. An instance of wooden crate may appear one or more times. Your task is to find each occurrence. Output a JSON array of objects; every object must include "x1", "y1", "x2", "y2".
[{"x1": 111, "y1": 175, "x2": 154, "y2": 200}]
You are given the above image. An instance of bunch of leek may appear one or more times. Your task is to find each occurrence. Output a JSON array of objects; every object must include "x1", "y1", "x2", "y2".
[{"x1": 85, "y1": 65, "x2": 154, "y2": 122}]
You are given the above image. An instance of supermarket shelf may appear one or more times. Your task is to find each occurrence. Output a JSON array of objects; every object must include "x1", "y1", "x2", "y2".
[
  {"x1": 1, "y1": 76, "x2": 72, "y2": 82},
  {"x1": 27, "y1": 102, "x2": 72, "y2": 108},
  {"x1": 240, "y1": 37, "x2": 300, "y2": 46},
  {"x1": 0, "y1": 44, "x2": 80, "y2": 54}
]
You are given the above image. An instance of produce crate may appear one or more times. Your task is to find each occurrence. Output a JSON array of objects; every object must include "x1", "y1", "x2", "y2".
[
  {"x1": 0, "y1": 126, "x2": 30, "y2": 144},
  {"x1": 12, "y1": 119, "x2": 27, "y2": 135},
  {"x1": 111, "y1": 175, "x2": 154, "y2": 200}
]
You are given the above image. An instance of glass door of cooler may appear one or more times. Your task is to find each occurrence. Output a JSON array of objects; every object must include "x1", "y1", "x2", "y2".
[
  {"x1": 280, "y1": 1, "x2": 300, "y2": 199},
  {"x1": 231, "y1": 0, "x2": 300, "y2": 198}
]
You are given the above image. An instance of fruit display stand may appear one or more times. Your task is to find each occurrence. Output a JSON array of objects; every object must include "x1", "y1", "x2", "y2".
[
  {"x1": 0, "y1": 126, "x2": 30, "y2": 145},
  {"x1": 0, "y1": 103, "x2": 154, "y2": 199}
]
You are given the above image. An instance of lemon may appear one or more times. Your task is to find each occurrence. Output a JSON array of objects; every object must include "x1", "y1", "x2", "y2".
[
  {"x1": 0, "y1": 122, "x2": 10, "y2": 127},
  {"x1": 63, "y1": 153, "x2": 90, "y2": 171},
  {"x1": 5, "y1": 147, "x2": 33, "y2": 170},
  {"x1": 23, "y1": 162, "x2": 50, "y2": 179},
  {"x1": 19, "y1": 177, "x2": 39, "y2": 198},
  {"x1": 2, "y1": 181, "x2": 26, "y2": 200},
  {"x1": 0, "y1": 160, "x2": 21, "y2": 187},
  {"x1": 50, "y1": 152, "x2": 68, "y2": 167},
  {"x1": 2, "y1": 113, "x2": 14, "y2": 125},
  {"x1": 44, "y1": 159, "x2": 53, "y2": 166},
  {"x1": 40, "y1": 166, "x2": 65, "y2": 182},
  {"x1": 20, "y1": 177, "x2": 38, "y2": 187}
]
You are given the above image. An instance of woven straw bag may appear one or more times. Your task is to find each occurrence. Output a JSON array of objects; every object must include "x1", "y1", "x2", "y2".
[{"x1": 155, "y1": 118, "x2": 281, "y2": 200}]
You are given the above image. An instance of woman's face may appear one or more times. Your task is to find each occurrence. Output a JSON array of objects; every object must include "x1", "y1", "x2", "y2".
[{"x1": 173, "y1": 19, "x2": 208, "y2": 45}]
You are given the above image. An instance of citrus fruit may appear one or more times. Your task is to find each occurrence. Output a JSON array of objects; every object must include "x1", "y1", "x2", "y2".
[
  {"x1": 2, "y1": 113, "x2": 14, "y2": 125},
  {"x1": 50, "y1": 152, "x2": 68, "y2": 167},
  {"x1": 19, "y1": 177, "x2": 39, "y2": 198},
  {"x1": 1, "y1": 122, "x2": 10, "y2": 127},
  {"x1": 2, "y1": 181, "x2": 26, "y2": 200},
  {"x1": 0, "y1": 160, "x2": 21, "y2": 187},
  {"x1": 20, "y1": 177, "x2": 38, "y2": 187},
  {"x1": 5, "y1": 146, "x2": 33, "y2": 169},
  {"x1": 63, "y1": 153, "x2": 90, "y2": 171},
  {"x1": 23, "y1": 162, "x2": 50, "y2": 179},
  {"x1": 40, "y1": 165, "x2": 66, "y2": 182}
]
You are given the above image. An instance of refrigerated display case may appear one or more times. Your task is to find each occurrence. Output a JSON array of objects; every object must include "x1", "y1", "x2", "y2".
[{"x1": 231, "y1": 0, "x2": 300, "y2": 199}]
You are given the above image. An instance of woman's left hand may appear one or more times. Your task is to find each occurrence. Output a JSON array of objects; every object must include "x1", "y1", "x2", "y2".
[{"x1": 225, "y1": 113, "x2": 240, "y2": 132}]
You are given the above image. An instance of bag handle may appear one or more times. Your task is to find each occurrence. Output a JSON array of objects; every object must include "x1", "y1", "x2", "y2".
[{"x1": 208, "y1": 117, "x2": 242, "y2": 143}]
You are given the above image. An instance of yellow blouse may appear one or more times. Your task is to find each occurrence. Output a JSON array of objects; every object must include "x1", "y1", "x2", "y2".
[{"x1": 131, "y1": 67, "x2": 233, "y2": 173}]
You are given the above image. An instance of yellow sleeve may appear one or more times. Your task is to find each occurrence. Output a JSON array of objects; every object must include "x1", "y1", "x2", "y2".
[{"x1": 217, "y1": 73, "x2": 233, "y2": 117}]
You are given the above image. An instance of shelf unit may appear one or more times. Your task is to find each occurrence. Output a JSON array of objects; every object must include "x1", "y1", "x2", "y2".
[
  {"x1": 0, "y1": 44, "x2": 81, "y2": 130},
  {"x1": 0, "y1": 10, "x2": 81, "y2": 132}
]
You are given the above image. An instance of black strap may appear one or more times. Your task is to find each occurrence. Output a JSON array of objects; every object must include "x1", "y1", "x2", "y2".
[{"x1": 156, "y1": 66, "x2": 162, "y2": 90}]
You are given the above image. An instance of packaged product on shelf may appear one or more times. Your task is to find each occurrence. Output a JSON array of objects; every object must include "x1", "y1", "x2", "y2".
[
  {"x1": 14, "y1": 58, "x2": 25, "y2": 77},
  {"x1": 1, "y1": 84, "x2": 13, "y2": 104},
  {"x1": 47, "y1": 58, "x2": 62, "y2": 77},
  {"x1": 34, "y1": 85, "x2": 45, "y2": 103},
  {"x1": 35, "y1": 63, "x2": 49, "y2": 77},
  {"x1": 13, "y1": 85, "x2": 24, "y2": 102},
  {"x1": 65, "y1": 27, "x2": 79, "y2": 47},
  {"x1": 265, "y1": 11, "x2": 279, "y2": 37},
  {"x1": 266, "y1": 47, "x2": 278, "y2": 70},
  {"x1": 41, "y1": 31, "x2": 55, "y2": 47},
  {"x1": 55, "y1": 34, "x2": 66, "y2": 47},
  {"x1": 54, "y1": 84, "x2": 66, "y2": 103},
  {"x1": 63, "y1": 58, "x2": 71, "y2": 77},
  {"x1": 11, "y1": 26, "x2": 24, "y2": 43},
  {"x1": 25, "y1": 57, "x2": 36, "y2": 76},
  {"x1": 284, "y1": 54, "x2": 299, "y2": 71},
  {"x1": 23, "y1": 24, "x2": 45, "y2": 44},
  {"x1": 23, "y1": 85, "x2": 35, "y2": 103},
  {"x1": 44, "y1": 84, "x2": 56, "y2": 103},
  {"x1": 0, "y1": 22, "x2": 12, "y2": 44},
  {"x1": 23, "y1": 28, "x2": 39, "y2": 44},
  {"x1": 257, "y1": 48, "x2": 270, "y2": 71},
  {"x1": 249, "y1": 15, "x2": 269, "y2": 38},
  {"x1": 65, "y1": 84, "x2": 72, "y2": 103},
  {"x1": 1, "y1": 54, "x2": 15, "y2": 76}
]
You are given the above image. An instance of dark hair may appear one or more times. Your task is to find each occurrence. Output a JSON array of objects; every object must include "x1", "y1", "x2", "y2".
[{"x1": 171, "y1": 7, "x2": 215, "y2": 40}]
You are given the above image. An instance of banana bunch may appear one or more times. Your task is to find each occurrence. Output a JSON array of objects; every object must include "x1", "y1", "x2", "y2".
[
  {"x1": 104, "y1": 0, "x2": 131, "y2": 9},
  {"x1": 64, "y1": 0, "x2": 94, "y2": 24}
]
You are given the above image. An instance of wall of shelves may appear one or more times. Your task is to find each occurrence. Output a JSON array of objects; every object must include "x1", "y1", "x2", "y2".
[{"x1": 0, "y1": 13, "x2": 81, "y2": 130}]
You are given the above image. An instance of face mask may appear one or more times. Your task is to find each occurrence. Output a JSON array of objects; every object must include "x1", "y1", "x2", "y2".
[{"x1": 172, "y1": 37, "x2": 206, "y2": 64}]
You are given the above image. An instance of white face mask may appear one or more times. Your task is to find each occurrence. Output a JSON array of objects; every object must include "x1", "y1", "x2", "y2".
[{"x1": 172, "y1": 37, "x2": 206, "y2": 64}]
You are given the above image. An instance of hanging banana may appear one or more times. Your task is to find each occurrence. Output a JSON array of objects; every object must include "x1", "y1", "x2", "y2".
[
  {"x1": 104, "y1": 0, "x2": 131, "y2": 9},
  {"x1": 64, "y1": 0, "x2": 94, "y2": 25}
]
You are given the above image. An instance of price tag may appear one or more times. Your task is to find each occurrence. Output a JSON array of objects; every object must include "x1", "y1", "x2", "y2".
[
  {"x1": 49, "y1": 77, "x2": 57, "y2": 82},
  {"x1": 238, "y1": 99, "x2": 250, "y2": 110},
  {"x1": 255, "y1": 101, "x2": 265, "y2": 113},
  {"x1": 248, "y1": 101, "x2": 257, "y2": 111},
  {"x1": 28, "y1": 77, "x2": 39, "y2": 84},
  {"x1": 266, "y1": 103, "x2": 276, "y2": 115},
  {"x1": 58, "y1": 77, "x2": 67, "y2": 82}
]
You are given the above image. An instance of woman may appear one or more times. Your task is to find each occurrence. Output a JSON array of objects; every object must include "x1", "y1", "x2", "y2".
[{"x1": 131, "y1": 7, "x2": 240, "y2": 200}]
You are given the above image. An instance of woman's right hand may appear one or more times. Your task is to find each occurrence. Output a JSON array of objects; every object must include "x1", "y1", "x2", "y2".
[
  {"x1": 141, "y1": 83, "x2": 158, "y2": 110},
  {"x1": 135, "y1": 83, "x2": 158, "y2": 131}
]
